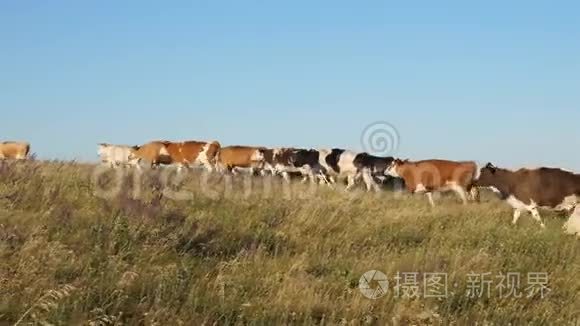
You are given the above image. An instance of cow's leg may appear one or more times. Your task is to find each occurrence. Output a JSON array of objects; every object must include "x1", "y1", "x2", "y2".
[
  {"x1": 345, "y1": 175, "x2": 356, "y2": 191},
  {"x1": 308, "y1": 171, "x2": 317, "y2": 184},
  {"x1": 281, "y1": 171, "x2": 291, "y2": 183},
  {"x1": 426, "y1": 192, "x2": 436, "y2": 207},
  {"x1": 453, "y1": 186, "x2": 469, "y2": 205},
  {"x1": 529, "y1": 207, "x2": 546, "y2": 228},
  {"x1": 318, "y1": 173, "x2": 332, "y2": 187},
  {"x1": 469, "y1": 187, "x2": 480, "y2": 202},
  {"x1": 362, "y1": 169, "x2": 378, "y2": 192},
  {"x1": 512, "y1": 209, "x2": 523, "y2": 225}
]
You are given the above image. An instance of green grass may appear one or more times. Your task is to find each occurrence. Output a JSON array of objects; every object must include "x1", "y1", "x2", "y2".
[{"x1": 1, "y1": 161, "x2": 579, "y2": 325}]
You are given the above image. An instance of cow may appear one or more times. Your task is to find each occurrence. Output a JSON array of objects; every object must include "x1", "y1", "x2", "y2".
[
  {"x1": 130, "y1": 141, "x2": 172, "y2": 169},
  {"x1": 97, "y1": 143, "x2": 139, "y2": 168},
  {"x1": 352, "y1": 153, "x2": 395, "y2": 192},
  {"x1": 261, "y1": 147, "x2": 293, "y2": 179},
  {"x1": 0, "y1": 142, "x2": 30, "y2": 160},
  {"x1": 386, "y1": 159, "x2": 479, "y2": 206},
  {"x1": 475, "y1": 163, "x2": 580, "y2": 228},
  {"x1": 289, "y1": 149, "x2": 328, "y2": 184},
  {"x1": 216, "y1": 146, "x2": 267, "y2": 175},
  {"x1": 318, "y1": 149, "x2": 394, "y2": 192},
  {"x1": 161, "y1": 140, "x2": 221, "y2": 172}
]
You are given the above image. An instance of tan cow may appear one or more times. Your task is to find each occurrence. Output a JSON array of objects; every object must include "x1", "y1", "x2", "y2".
[
  {"x1": 130, "y1": 141, "x2": 171, "y2": 169},
  {"x1": 216, "y1": 146, "x2": 266, "y2": 174},
  {"x1": 162, "y1": 140, "x2": 221, "y2": 171},
  {"x1": 386, "y1": 159, "x2": 480, "y2": 206},
  {"x1": 0, "y1": 142, "x2": 30, "y2": 160}
]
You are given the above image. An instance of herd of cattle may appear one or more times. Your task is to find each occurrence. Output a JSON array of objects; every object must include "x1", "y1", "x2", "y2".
[{"x1": 1, "y1": 140, "x2": 580, "y2": 232}]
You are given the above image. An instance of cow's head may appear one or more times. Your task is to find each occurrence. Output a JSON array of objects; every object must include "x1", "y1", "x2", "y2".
[
  {"x1": 127, "y1": 151, "x2": 141, "y2": 166},
  {"x1": 97, "y1": 143, "x2": 109, "y2": 156},
  {"x1": 385, "y1": 158, "x2": 408, "y2": 177},
  {"x1": 378, "y1": 156, "x2": 395, "y2": 175},
  {"x1": 251, "y1": 149, "x2": 267, "y2": 168},
  {"x1": 475, "y1": 162, "x2": 500, "y2": 188}
]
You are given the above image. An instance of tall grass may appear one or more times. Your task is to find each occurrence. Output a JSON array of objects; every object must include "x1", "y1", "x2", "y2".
[{"x1": 1, "y1": 161, "x2": 579, "y2": 325}]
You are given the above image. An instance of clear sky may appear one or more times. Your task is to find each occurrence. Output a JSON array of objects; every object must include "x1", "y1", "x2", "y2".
[{"x1": 1, "y1": 1, "x2": 579, "y2": 170}]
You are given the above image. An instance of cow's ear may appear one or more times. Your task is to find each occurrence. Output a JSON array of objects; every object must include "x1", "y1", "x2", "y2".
[{"x1": 485, "y1": 162, "x2": 497, "y2": 173}]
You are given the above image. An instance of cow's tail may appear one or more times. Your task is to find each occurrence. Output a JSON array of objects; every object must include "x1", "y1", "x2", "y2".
[
  {"x1": 212, "y1": 146, "x2": 227, "y2": 173},
  {"x1": 23, "y1": 143, "x2": 31, "y2": 157}
]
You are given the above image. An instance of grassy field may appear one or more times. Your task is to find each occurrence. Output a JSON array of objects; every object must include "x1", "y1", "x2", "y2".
[{"x1": 1, "y1": 161, "x2": 580, "y2": 325}]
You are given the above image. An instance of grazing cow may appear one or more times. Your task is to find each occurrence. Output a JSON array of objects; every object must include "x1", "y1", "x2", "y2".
[
  {"x1": 162, "y1": 140, "x2": 221, "y2": 172},
  {"x1": 476, "y1": 163, "x2": 580, "y2": 228},
  {"x1": 0, "y1": 142, "x2": 30, "y2": 160},
  {"x1": 97, "y1": 143, "x2": 139, "y2": 168},
  {"x1": 216, "y1": 146, "x2": 267, "y2": 175},
  {"x1": 130, "y1": 141, "x2": 171, "y2": 169},
  {"x1": 386, "y1": 159, "x2": 479, "y2": 206}
]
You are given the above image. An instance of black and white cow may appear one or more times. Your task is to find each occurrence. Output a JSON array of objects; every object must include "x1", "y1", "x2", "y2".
[
  {"x1": 262, "y1": 148, "x2": 326, "y2": 183},
  {"x1": 318, "y1": 148, "x2": 394, "y2": 192}
]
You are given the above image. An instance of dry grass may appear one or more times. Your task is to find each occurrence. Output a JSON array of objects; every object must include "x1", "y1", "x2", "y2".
[{"x1": 1, "y1": 160, "x2": 580, "y2": 325}]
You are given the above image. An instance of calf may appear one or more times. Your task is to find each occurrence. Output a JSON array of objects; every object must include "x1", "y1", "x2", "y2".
[
  {"x1": 476, "y1": 163, "x2": 580, "y2": 228},
  {"x1": 97, "y1": 143, "x2": 139, "y2": 168},
  {"x1": 0, "y1": 142, "x2": 30, "y2": 160},
  {"x1": 386, "y1": 159, "x2": 479, "y2": 206}
]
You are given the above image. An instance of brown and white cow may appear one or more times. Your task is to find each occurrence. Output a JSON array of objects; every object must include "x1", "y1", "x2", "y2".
[
  {"x1": 162, "y1": 140, "x2": 221, "y2": 172},
  {"x1": 216, "y1": 146, "x2": 266, "y2": 175},
  {"x1": 386, "y1": 159, "x2": 479, "y2": 206},
  {"x1": 476, "y1": 163, "x2": 580, "y2": 228},
  {"x1": 0, "y1": 142, "x2": 30, "y2": 160}
]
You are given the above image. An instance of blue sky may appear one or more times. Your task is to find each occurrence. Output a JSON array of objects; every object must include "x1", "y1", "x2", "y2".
[{"x1": 1, "y1": 1, "x2": 579, "y2": 169}]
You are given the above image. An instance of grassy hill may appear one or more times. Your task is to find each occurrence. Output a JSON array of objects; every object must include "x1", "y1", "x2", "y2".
[{"x1": 1, "y1": 161, "x2": 579, "y2": 325}]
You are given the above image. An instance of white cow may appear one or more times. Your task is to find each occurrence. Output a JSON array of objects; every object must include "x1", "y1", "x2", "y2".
[{"x1": 97, "y1": 143, "x2": 140, "y2": 168}]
